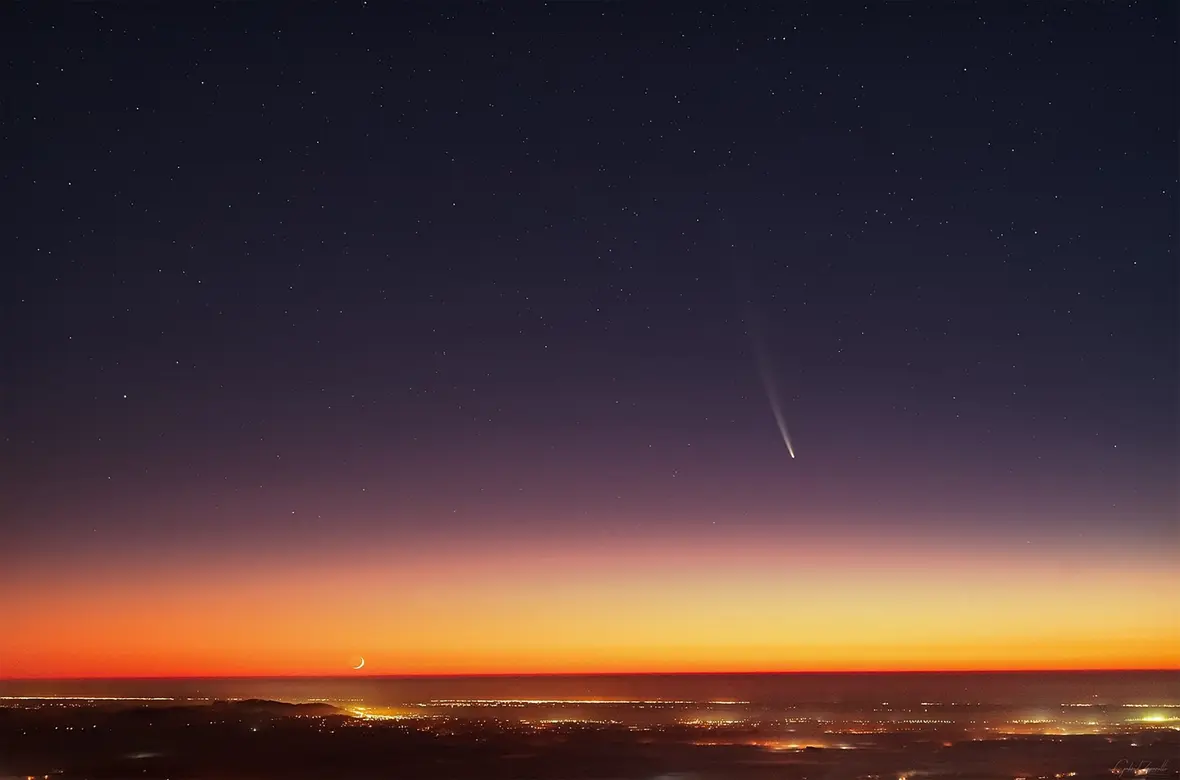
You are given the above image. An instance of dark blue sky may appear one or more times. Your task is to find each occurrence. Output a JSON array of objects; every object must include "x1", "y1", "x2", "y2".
[{"x1": 2, "y1": 4, "x2": 1175, "y2": 565}]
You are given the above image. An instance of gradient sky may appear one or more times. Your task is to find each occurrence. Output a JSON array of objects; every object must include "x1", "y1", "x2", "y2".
[{"x1": 1, "y1": 5, "x2": 1176, "y2": 678}]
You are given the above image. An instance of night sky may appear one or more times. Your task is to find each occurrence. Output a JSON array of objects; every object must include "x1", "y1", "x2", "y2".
[{"x1": 2, "y1": 5, "x2": 1176, "y2": 677}]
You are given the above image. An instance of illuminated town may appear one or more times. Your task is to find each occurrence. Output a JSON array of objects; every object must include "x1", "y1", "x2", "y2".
[{"x1": 2, "y1": 690, "x2": 1176, "y2": 780}]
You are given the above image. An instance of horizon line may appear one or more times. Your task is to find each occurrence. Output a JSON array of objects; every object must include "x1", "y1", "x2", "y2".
[{"x1": 3, "y1": 667, "x2": 1177, "y2": 682}]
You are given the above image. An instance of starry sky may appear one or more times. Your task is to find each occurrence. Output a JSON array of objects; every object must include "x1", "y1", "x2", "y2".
[{"x1": 1, "y1": 4, "x2": 1177, "y2": 678}]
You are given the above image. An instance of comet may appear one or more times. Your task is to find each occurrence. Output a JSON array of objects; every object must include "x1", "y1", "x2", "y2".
[
  {"x1": 745, "y1": 304, "x2": 796, "y2": 459},
  {"x1": 753, "y1": 340, "x2": 796, "y2": 458}
]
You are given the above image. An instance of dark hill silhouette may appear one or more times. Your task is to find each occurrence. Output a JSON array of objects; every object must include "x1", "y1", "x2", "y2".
[
  {"x1": 213, "y1": 699, "x2": 342, "y2": 717},
  {"x1": 110, "y1": 698, "x2": 343, "y2": 722}
]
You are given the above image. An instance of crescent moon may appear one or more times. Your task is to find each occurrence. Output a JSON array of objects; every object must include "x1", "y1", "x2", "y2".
[{"x1": 352, "y1": 656, "x2": 365, "y2": 670}]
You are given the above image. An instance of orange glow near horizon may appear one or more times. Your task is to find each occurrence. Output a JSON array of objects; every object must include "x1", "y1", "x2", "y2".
[{"x1": 3, "y1": 533, "x2": 1177, "y2": 679}]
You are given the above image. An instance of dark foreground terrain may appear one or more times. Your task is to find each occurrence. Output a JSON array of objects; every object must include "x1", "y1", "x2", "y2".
[{"x1": 1, "y1": 699, "x2": 1176, "y2": 780}]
